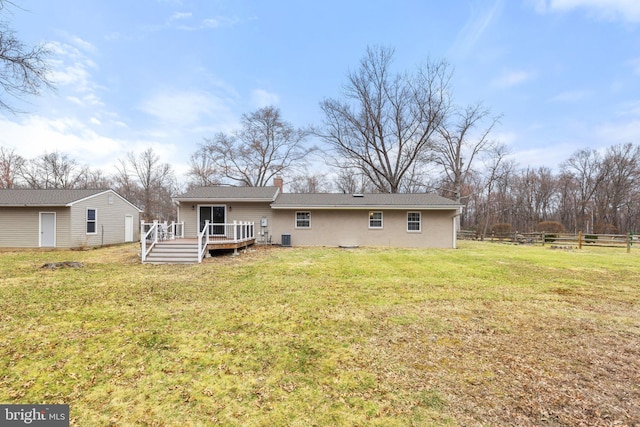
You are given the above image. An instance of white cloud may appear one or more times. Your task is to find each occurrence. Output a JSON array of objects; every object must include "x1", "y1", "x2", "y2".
[
  {"x1": 174, "y1": 16, "x2": 240, "y2": 31},
  {"x1": 549, "y1": 89, "x2": 593, "y2": 102},
  {"x1": 595, "y1": 102, "x2": 640, "y2": 143},
  {"x1": 46, "y1": 41, "x2": 103, "y2": 106},
  {"x1": 533, "y1": 0, "x2": 640, "y2": 23},
  {"x1": 451, "y1": 0, "x2": 504, "y2": 57},
  {"x1": 492, "y1": 70, "x2": 536, "y2": 88},
  {"x1": 250, "y1": 89, "x2": 280, "y2": 108},
  {"x1": 596, "y1": 118, "x2": 640, "y2": 143},
  {"x1": 0, "y1": 115, "x2": 124, "y2": 169},
  {"x1": 170, "y1": 12, "x2": 192, "y2": 21},
  {"x1": 138, "y1": 90, "x2": 235, "y2": 128}
]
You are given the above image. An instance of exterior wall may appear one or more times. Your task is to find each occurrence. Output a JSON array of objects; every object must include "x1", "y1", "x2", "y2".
[
  {"x1": 0, "y1": 207, "x2": 71, "y2": 248},
  {"x1": 69, "y1": 192, "x2": 140, "y2": 248},
  {"x1": 271, "y1": 209, "x2": 457, "y2": 248},
  {"x1": 177, "y1": 201, "x2": 274, "y2": 242}
]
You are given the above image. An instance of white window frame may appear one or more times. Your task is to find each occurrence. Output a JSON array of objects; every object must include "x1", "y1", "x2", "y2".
[
  {"x1": 369, "y1": 211, "x2": 383, "y2": 229},
  {"x1": 407, "y1": 211, "x2": 421, "y2": 232},
  {"x1": 86, "y1": 208, "x2": 97, "y2": 235},
  {"x1": 295, "y1": 211, "x2": 311, "y2": 229}
]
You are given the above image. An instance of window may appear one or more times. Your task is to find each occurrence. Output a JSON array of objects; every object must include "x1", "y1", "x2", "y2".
[
  {"x1": 296, "y1": 211, "x2": 311, "y2": 228},
  {"x1": 407, "y1": 212, "x2": 421, "y2": 232},
  {"x1": 86, "y1": 208, "x2": 97, "y2": 234},
  {"x1": 369, "y1": 211, "x2": 383, "y2": 229}
]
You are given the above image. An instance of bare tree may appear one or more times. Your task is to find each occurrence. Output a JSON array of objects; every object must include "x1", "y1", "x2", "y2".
[
  {"x1": 76, "y1": 168, "x2": 113, "y2": 189},
  {"x1": 19, "y1": 151, "x2": 86, "y2": 188},
  {"x1": 115, "y1": 148, "x2": 176, "y2": 220},
  {"x1": 0, "y1": 0, "x2": 53, "y2": 112},
  {"x1": 477, "y1": 144, "x2": 511, "y2": 237},
  {"x1": 595, "y1": 143, "x2": 640, "y2": 231},
  {"x1": 186, "y1": 148, "x2": 222, "y2": 188},
  {"x1": 333, "y1": 167, "x2": 378, "y2": 194},
  {"x1": 0, "y1": 145, "x2": 24, "y2": 187},
  {"x1": 432, "y1": 103, "x2": 500, "y2": 203},
  {"x1": 195, "y1": 106, "x2": 312, "y2": 187},
  {"x1": 561, "y1": 148, "x2": 605, "y2": 232},
  {"x1": 317, "y1": 46, "x2": 450, "y2": 193},
  {"x1": 289, "y1": 172, "x2": 331, "y2": 193}
]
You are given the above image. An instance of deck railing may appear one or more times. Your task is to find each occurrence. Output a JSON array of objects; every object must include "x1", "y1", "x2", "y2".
[
  {"x1": 197, "y1": 220, "x2": 210, "y2": 263},
  {"x1": 140, "y1": 221, "x2": 159, "y2": 263},
  {"x1": 140, "y1": 220, "x2": 185, "y2": 262},
  {"x1": 205, "y1": 221, "x2": 255, "y2": 242},
  {"x1": 142, "y1": 220, "x2": 254, "y2": 263}
]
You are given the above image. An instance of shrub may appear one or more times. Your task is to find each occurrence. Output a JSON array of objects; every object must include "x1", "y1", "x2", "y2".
[
  {"x1": 491, "y1": 223, "x2": 512, "y2": 235},
  {"x1": 537, "y1": 221, "x2": 565, "y2": 233},
  {"x1": 585, "y1": 234, "x2": 598, "y2": 243},
  {"x1": 544, "y1": 233, "x2": 558, "y2": 243},
  {"x1": 594, "y1": 222, "x2": 618, "y2": 234}
]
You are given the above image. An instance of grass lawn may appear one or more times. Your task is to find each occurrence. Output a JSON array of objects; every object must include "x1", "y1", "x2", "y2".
[{"x1": 0, "y1": 242, "x2": 638, "y2": 426}]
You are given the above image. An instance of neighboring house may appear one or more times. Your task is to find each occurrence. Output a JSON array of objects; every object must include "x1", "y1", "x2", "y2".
[
  {"x1": 173, "y1": 183, "x2": 461, "y2": 249},
  {"x1": 0, "y1": 189, "x2": 142, "y2": 249}
]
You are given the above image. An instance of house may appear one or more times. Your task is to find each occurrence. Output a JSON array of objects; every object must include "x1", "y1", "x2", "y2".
[
  {"x1": 270, "y1": 192, "x2": 461, "y2": 249},
  {"x1": 167, "y1": 181, "x2": 460, "y2": 255},
  {"x1": 0, "y1": 189, "x2": 142, "y2": 249}
]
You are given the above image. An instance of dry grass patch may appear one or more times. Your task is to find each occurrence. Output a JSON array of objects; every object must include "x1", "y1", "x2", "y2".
[{"x1": 0, "y1": 242, "x2": 638, "y2": 426}]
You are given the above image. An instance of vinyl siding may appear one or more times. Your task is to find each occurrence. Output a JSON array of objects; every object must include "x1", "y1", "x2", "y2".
[
  {"x1": 178, "y1": 201, "x2": 273, "y2": 241},
  {"x1": 69, "y1": 192, "x2": 140, "y2": 247},
  {"x1": 271, "y1": 209, "x2": 457, "y2": 248},
  {"x1": 0, "y1": 207, "x2": 71, "y2": 248}
]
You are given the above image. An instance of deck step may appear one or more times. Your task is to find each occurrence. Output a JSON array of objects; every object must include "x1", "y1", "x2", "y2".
[{"x1": 144, "y1": 241, "x2": 200, "y2": 264}]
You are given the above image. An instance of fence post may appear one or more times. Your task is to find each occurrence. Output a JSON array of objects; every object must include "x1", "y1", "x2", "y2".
[
  {"x1": 578, "y1": 230, "x2": 583, "y2": 250},
  {"x1": 628, "y1": 231, "x2": 632, "y2": 253},
  {"x1": 542, "y1": 232, "x2": 545, "y2": 246}
]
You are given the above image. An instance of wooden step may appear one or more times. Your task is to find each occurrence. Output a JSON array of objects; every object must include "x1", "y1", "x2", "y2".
[{"x1": 144, "y1": 241, "x2": 200, "y2": 264}]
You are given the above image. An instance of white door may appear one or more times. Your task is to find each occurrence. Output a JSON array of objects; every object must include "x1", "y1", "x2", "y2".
[
  {"x1": 125, "y1": 215, "x2": 134, "y2": 242},
  {"x1": 40, "y1": 212, "x2": 56, "y2": 247}
]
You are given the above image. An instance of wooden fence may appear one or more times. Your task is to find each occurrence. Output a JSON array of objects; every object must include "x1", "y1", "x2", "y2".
[{"x1": 457, "y1": 230, "x2": 638, "y2": 252}]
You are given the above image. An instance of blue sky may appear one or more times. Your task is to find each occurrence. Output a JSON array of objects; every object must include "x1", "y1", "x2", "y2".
[{"x1": 1, "y1": 0, "x2": 639, "y2": 181}]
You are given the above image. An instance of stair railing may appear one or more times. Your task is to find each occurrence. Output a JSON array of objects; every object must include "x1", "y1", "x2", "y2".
[
  {"x1": 140, "y1": 220, "x2": 159, "y2": 263},
  {"x1": 197, "y1": 220, "x2": 210, "y2": 263}
]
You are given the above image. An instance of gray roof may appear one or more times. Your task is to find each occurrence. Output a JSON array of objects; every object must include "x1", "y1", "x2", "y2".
[
  {"x1": 271, "y1": 193, "x2": 460, "y2": 209},
  {"x1": 0, "y1": 189, "x2": 111, "y2": 207},
  {"x1": 175, "y1": 186, "x2": 280, "y2": 202}
]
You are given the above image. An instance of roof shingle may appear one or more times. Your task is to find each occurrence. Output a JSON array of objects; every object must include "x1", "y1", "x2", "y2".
[
  {"x1": 175, "y1": 186, "x2": 280, "y2": 201},
  {"x1": 0, "y1": 189, "x2": 109, "y2": 206},
  {"x1": 271, "y1": 193, "x2": 459, "y2": 209}
]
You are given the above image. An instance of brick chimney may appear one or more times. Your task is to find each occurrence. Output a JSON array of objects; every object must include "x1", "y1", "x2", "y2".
[{"x1": 273, "y1": 176, "x2": 284, "y2": 193}]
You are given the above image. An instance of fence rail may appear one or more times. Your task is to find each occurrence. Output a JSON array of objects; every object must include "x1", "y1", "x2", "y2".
[{"x1": 457, "y1": 230, "x2": 637, "y2": 252}]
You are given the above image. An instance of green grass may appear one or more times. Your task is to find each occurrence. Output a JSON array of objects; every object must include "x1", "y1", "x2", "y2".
[{"x1": 0, "y1": 242, "x2": 639, "y2": 426}]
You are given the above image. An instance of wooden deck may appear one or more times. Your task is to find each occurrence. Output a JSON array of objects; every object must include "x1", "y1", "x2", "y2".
[{"x1": 160, "y1": 237, "x2": 256, "y2": 251}]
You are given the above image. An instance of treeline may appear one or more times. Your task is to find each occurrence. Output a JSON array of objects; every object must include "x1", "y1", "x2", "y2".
[
  {"x1": 0, "y1": 147, "x2": 177, "y2": 221},
  {"x1": 2, "y1": 141, "x2": 638, "y2": 234},
  {"x1": 462, "y1": 143, "x2": 640, "y2": 234}
]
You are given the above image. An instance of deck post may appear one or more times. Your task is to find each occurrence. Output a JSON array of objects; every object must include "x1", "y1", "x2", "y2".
[{"x1": 233, "y1": 221, "x2": 238, "y2": 242}]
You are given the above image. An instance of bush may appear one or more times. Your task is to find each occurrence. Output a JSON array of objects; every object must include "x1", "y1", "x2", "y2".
[
  {"x1": 594, "y1": 222, "x2": 618, "y2": 234},
  {"x1": 491, "y1": 223, "x2": 512, "y2": 235},
  {"x1": 537, "y1": 221, "x2": 565, "y2": 233},
  {"x1": 585, "y1": 234, "x2": 598, "y2": 243},
  {"x1": 544, "y1": 233, "x2": 558, "y2": 243}
]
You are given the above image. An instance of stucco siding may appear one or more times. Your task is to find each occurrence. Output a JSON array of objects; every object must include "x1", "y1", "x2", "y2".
[
  {"x1": 69, "y1": 192, "x2": 140, "y2": 248},
  {"x1": 0, "y1": 207, "x2": 71, "y2": 248},
  {"x1": 271, "y1": 209, "x2": 457, "y2": 248}
]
